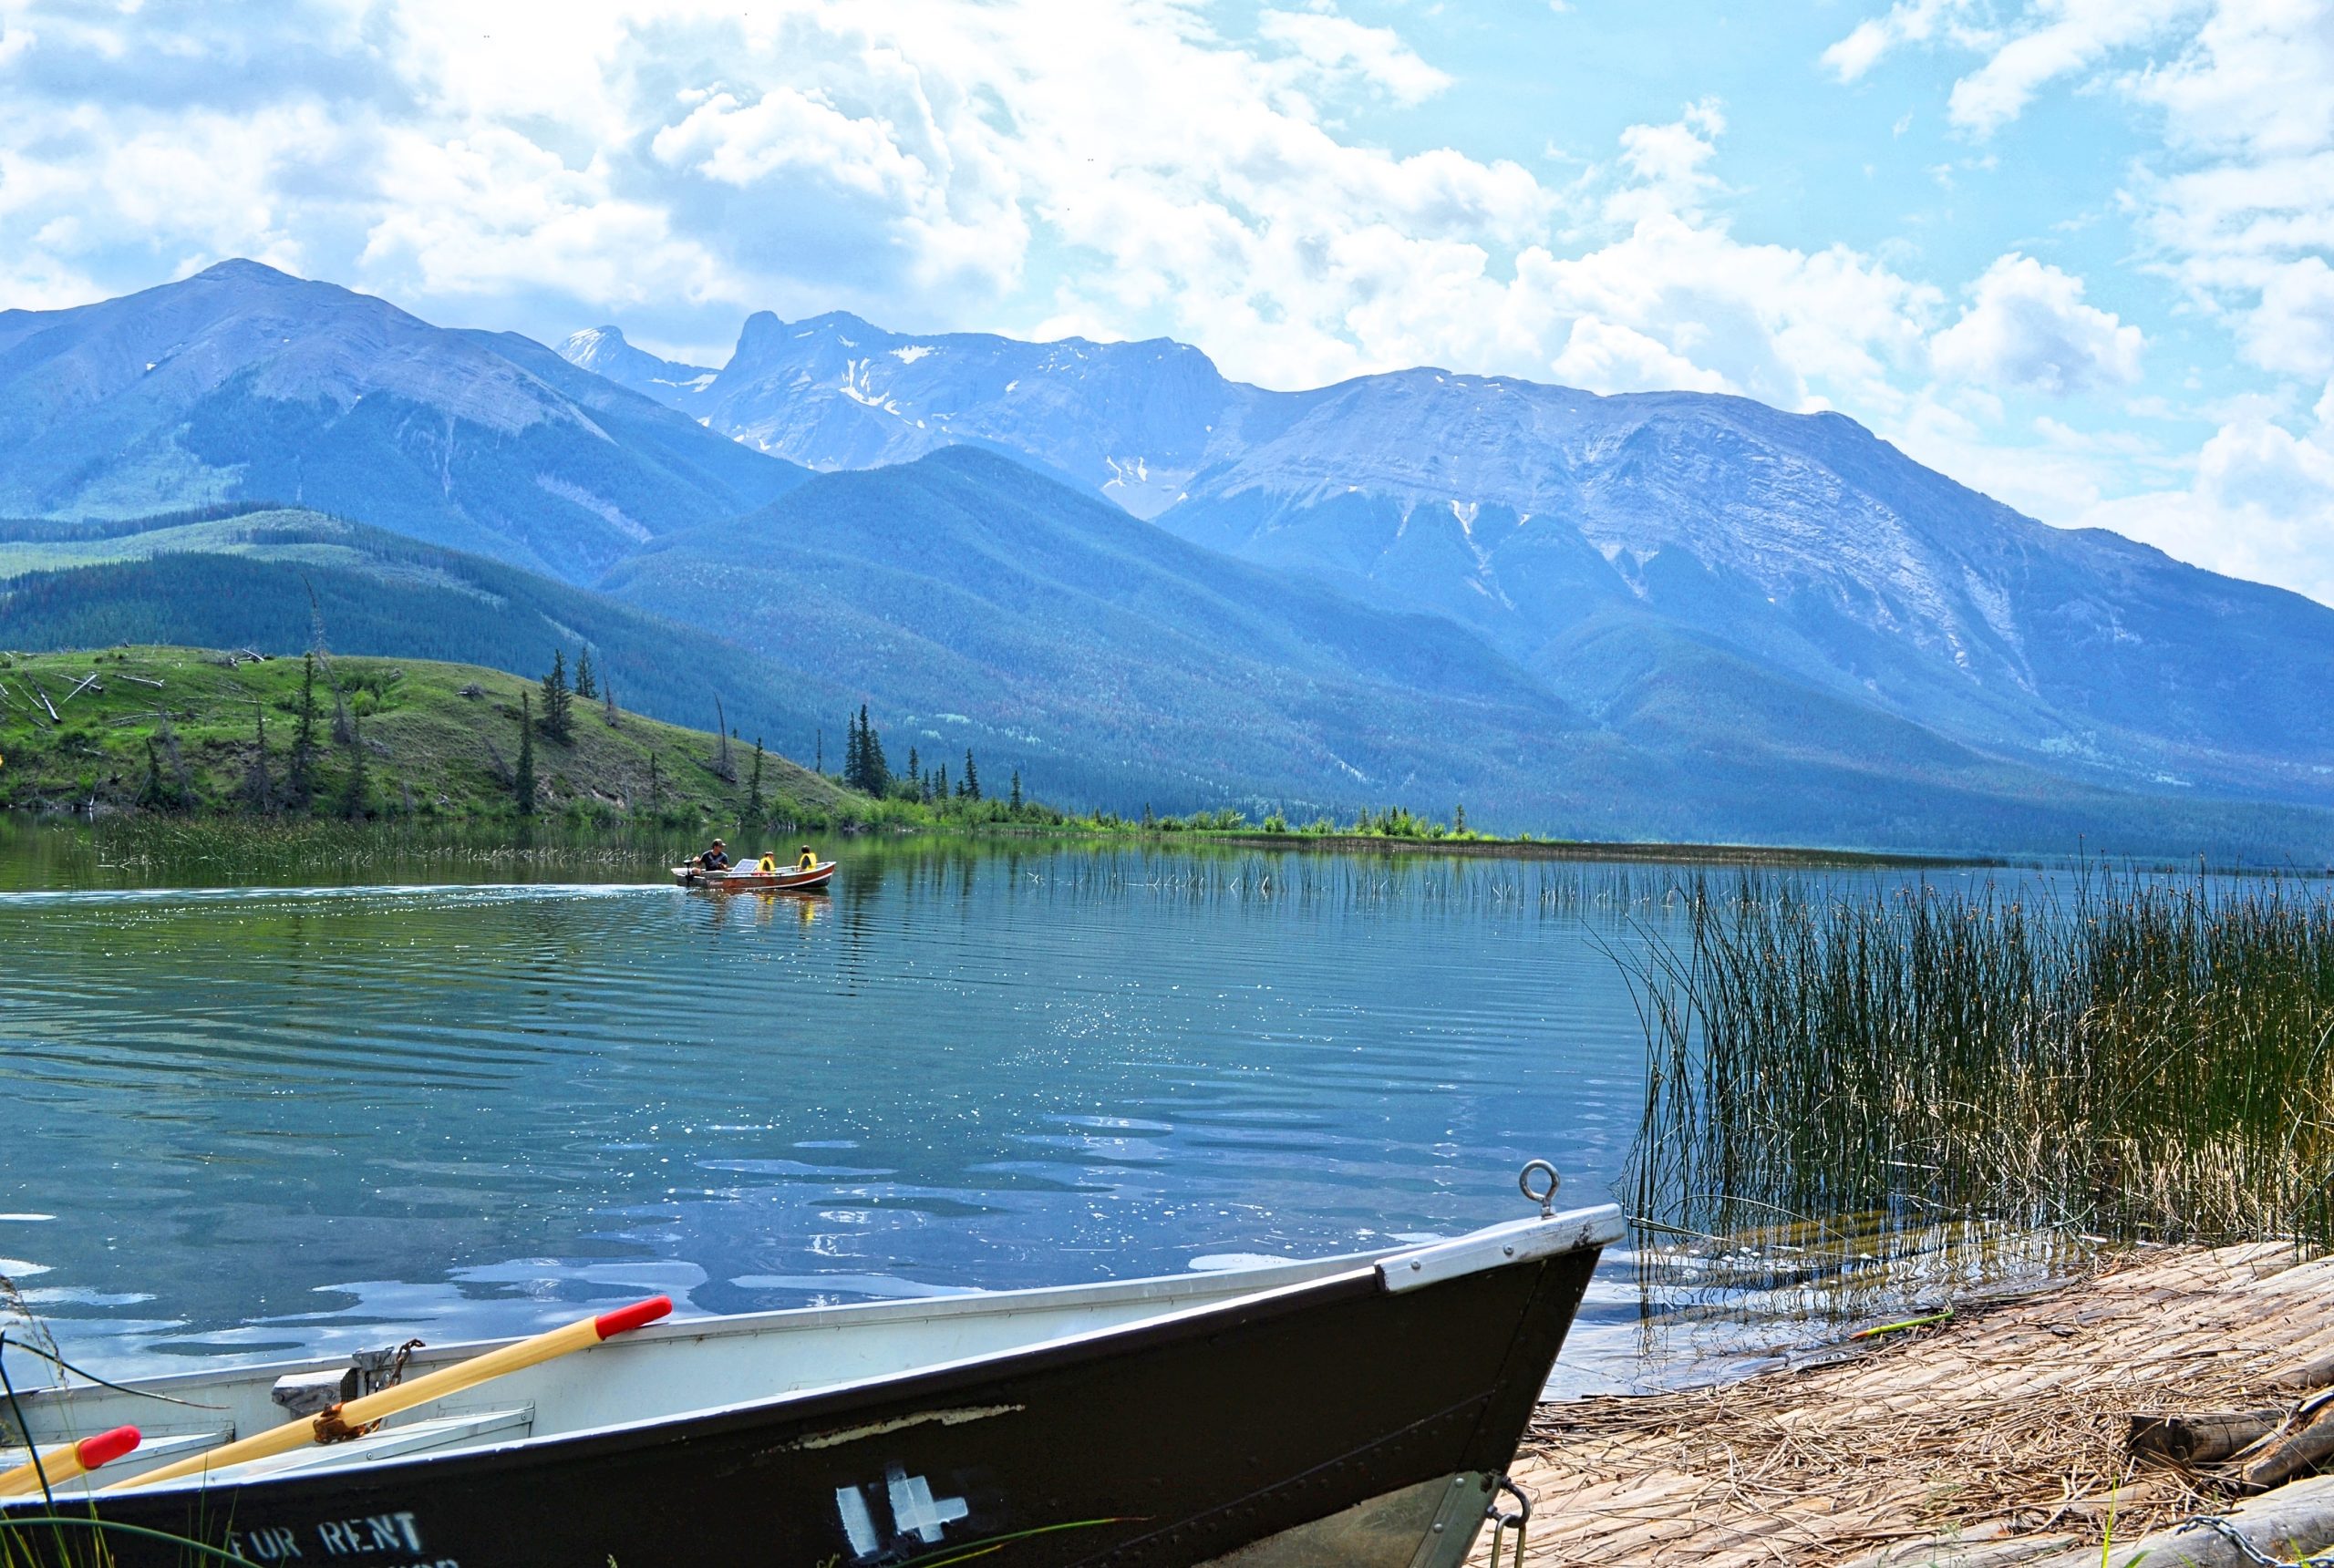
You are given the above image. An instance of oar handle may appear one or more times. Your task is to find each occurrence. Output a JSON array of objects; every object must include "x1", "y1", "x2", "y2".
[
  {"x1": 110, "y1": 1296, "x2": 671, "y2": 1492},
  {"x1": 0, "y1": 1426, "x2": 141, "y2": 1498}
]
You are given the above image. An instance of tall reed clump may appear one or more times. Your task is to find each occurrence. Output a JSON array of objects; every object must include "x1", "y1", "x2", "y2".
[{"x1": 1630, "y1": 867, "x2": 2334, "y2": 1249}]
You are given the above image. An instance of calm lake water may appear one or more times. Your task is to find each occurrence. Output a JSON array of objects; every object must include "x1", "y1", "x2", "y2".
[{"x1": 0, "y1": 829, "x2": 2030, "y2": 1395}]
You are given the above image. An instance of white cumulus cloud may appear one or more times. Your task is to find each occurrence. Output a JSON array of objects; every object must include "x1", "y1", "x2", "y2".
[
  {"x1": 2083, "y1": 394, "x2": 2334, "y2": 602},
  {"x1": 1930, "y1": 253, "x2": 2144, "y2": 394},
  {"x1": 1255, "y1": 9, "x2": 1451, "y2": 107}
]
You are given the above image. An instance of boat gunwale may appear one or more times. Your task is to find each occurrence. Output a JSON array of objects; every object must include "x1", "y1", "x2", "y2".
[
  {"x1": 15, "y1": 1204, "x2": 1619, "y2": 1405},
  {"x1": 5, "y1": 1205, "x2": 1623, "y2": 1501}
]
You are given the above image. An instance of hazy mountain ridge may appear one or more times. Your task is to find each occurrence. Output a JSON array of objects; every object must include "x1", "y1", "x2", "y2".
[
  {"x1": 568, "y1": 309, "x2": 1255, "y2": 518},
  {"x1": 558, "y1": 325, "x2": 717, "y2": 401},
  {"x1": 1, "y1": 261, "x2": 2327, "y2": 851},
  {"x1": 0, "y1": 262, "x2": 807, "y2": 581},
  {"x1": 569, "y1": 310, "x2": 2334, "y2": 809}
]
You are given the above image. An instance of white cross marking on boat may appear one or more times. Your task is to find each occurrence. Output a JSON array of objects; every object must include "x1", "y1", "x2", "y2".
[
  {"x1": 834, "y1": 1485, "x2": 880, "y2": 1557},
  {"x1": 887, "y1": 1464, "x2": 969, "y2": 1542}
]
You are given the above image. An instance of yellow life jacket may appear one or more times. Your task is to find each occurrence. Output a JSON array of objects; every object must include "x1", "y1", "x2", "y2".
[{"x1": 797, "y1": 851, "x2": 818, "y2": 872}]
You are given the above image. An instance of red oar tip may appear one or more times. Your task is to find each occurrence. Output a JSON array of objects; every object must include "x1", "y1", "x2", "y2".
[
  {"x1": 593, "y1": 1295, "x2": 672, "y2": 1340},
  {"x1": 76, "y1": 1427, "x2": 141, "y2": 1470}
]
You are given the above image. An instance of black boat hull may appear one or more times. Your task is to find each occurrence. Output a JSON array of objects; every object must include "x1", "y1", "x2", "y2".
[{"x1": 5, "y1": 1236, "x2": 1603, "y2": 1567}]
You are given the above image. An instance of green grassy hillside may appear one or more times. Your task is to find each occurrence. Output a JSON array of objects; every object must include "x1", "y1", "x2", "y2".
[
  {"x1": 0, "y1": 645, "x2": 861, "y2": 826},
  {"x1": 0, "y1": 505, "x2": 850, "y2": 766}
]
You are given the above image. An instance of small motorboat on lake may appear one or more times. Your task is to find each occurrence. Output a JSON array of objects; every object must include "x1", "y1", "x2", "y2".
[
  {"x1": 0, "y1": 1174, "x2": 1618, "y2": 1568},
  {"x1": 674, "y1": 858, "x2": 836, "y2": 892}
]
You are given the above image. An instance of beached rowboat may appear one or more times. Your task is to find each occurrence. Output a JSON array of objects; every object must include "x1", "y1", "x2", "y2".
[
  {"x1": 674, "y1": 858, "x2": 836, "y2": 892},
  {"x1": 0, "y1": 1191, "x2": 1619, "y2": 1567}
]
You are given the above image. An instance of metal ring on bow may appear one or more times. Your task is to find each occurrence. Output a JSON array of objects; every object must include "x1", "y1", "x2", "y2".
[{"x1": 1518, "y1": 1160, "x2": 1561, "y2": 1217}]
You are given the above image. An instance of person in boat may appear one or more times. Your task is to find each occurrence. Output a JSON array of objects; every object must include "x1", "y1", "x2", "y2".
[
  {"x1": 697, "y1": 839, "x2": 731, "y2": 872},
  {"x1": 757, "y1": 851, "x2": 779, "y2": 873},
  {"x1": 795, "y1": 845, "x2": 818, "y2": 872}
]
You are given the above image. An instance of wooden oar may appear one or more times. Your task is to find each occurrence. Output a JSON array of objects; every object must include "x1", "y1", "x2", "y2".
[
  {"x1": 0, "y1": 1426, "x2": 141, "y2": 1498},
  {"x1": 109, "y1": 1296, "x2": 671, "y2": 1493}
]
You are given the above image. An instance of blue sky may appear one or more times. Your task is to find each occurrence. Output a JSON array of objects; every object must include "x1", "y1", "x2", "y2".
[{"x1": 1, "y1": 0, "x2": 2329, "y2": 599}]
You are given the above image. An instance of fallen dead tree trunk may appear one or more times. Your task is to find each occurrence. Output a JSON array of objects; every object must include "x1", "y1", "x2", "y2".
[
  {"x1": 2028, "y1": 1474, "x2": 2334, "y2": 1567},
  {"x1": 2130, "y1": 1409, "x2": 2284, "y2": 1464},
  {"x1": 2244, "y1": 1401, "x2": 2334, "y2": 1491}
]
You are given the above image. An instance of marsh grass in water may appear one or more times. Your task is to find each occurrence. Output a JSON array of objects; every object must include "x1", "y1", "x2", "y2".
[
  {"x1": 1631, "y1": 866, "x2": 2334, "y2": 1250},
  {"x1": 0, "y1": 815, "x2": 716, "y2": 892}
]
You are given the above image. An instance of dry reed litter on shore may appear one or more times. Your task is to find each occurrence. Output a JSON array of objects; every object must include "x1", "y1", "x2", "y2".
[{"x1": 1471, "y1": 1243, "x2": 2334, "y2": 1566}]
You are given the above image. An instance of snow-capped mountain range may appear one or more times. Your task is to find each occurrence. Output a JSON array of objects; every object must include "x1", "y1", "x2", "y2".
[
  {"x1": 0, "y1": 259, "x2": 2324, "y2": 848},
  {"x1": 566, "y1": 309, "x2": 2334, "y2": 811}
]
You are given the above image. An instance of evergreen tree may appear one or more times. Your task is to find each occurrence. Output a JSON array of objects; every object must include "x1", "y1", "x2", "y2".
[
  {"x1": 540, "y1": 651, "x2": 573, "y2": 743},
  {"x1": 961, "y1": 750, "x2": 979, "y2": 802},
  {"x1": 906, "y1": 746, "x2": 920, "y2": 786},
  {"x1": 748, "y1": 738, "x2": 766, "y2": 819},
  {"x1": 647, "y1": 752, "x2": 662, "y2": 811},
  {"x1": 338, "y1": 710, "x2": 369, "y2": 820},
  {"x1": 1009, "y1": 769, "x2": 1022, "y2": 810},
  {"x1": 815, "y1": 729, "x2": 823, "y2": 774},
  {"x1": 864, "y1": 709, "x2": 889, "y2": 793},
  {"x1": 515, "y1": 692, "x2": 537, "y2": 814},
  {"x1": 289, "y1": 652, "x2": 320, "y2": 806},
  {"x1": 844, "y1": 705, "x2": 890, "y2": 794},
  {"x1": 573, "y1": 647, "x2": 597, "y2": 701},
  {"x1": 1454, "y1": 803, "x2": 1468, "y2": 834},
  {"x1": 935, "y1": 762, "x2": 948, "y2": 801}
]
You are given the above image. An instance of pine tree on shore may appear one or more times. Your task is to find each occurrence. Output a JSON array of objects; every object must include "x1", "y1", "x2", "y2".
[
  {"x1": 1009, "y1": 769, "x2": 1021, "y2": 810},
  {"x1": 748, "y1": 738, "x2": 766, "y2": 819},
  {"x1": 573, "y1": 647, "x2": 597, "y2": 701},
  {"x1": 515, "y1": 693, "x2": 537, "y2": 815},
  {"x1": 288, "y1": 653, "x2": 320, "y2": 807},
  {"x1": 844, "y1": 705, "x2": 890, "y2": 795},
  {"x1": 961, "y1": 750, "x2": 979, "y2": 802},
  {"x1": 935, "y1": 762, "x2": 948, "y2": 801},
  {"x1": 540, "y1": 651, "x2": 573, "y2": 744},
  {"x1": 647, "y1": 752, "x2": 663, "y2": 812}
]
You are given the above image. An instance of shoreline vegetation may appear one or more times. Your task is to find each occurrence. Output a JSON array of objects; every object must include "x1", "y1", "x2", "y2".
[
  {"x1": 1631, "y1": 865, "x2": 2334, "y2": 1253},
  {"x1": 0, "y1": 644, "x2": 1982, "y2": 867}
]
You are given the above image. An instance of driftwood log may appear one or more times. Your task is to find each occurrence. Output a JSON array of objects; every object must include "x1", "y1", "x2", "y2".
[
  {"x1": 2126, "y1": 1355, "x2": 2334, "y2": 1475},
  {"x1": 2028, "y1": 1474, "x2": 2334, "y2": 1567},
  {"x1": 2244, "y1": 1401, "x2": 2334, "y2": 1491},
  {"x1": 2130, "y1": 1409, "x2": 2285, "y2": 1464}
]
